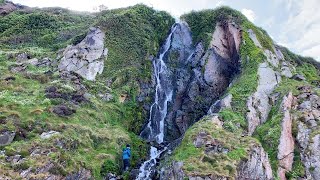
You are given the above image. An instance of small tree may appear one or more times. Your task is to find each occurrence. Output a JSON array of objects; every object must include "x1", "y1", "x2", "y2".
[{"x1": 98, "y1": 4, "x2": 108, "y2": 12}]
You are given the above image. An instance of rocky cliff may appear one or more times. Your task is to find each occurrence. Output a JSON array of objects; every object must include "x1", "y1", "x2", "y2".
[{"x1": 0, "y1": 3, "x2": 319, "y2": 180}]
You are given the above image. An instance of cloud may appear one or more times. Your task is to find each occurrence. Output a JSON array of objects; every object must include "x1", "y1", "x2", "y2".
[
  {"x1": 241, "y1": 8, "x2": 256, "y2": 22},
  {"x1": 302, "y1": 44, "x2": 320, "y2": 60},
  {"x1": 279, "y1": 0, "x2": 320, "y2": 61}
]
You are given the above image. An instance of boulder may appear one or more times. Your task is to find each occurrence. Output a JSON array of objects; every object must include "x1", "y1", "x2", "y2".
[
  {"x1": 58, "y1": 27, "x2": 108, "y2": 81},
  {"x1": 16, "y1": 52, "x2": 31, "y2": 62},
  {"x1": 40, "y1": 131, "x2": 60, "y2": 139},
  {"x1": 292, "y1": 74, "x2": 306, "y2": 81},
  {"x1": 281, "y1": 62, "x2": 293, "y2": 78},
  {"x1": 52, "y1": 105, "x2": 76, "y2": 117},
  {"x1": 9, "y1": 64, "x2": 26, "y2": 73},
  {"x1": 0, "y1": 131, "x2": 15, "y2": 146}
]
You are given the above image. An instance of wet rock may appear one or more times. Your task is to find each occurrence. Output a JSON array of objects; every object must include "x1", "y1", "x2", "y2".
[
  {"x1": 58, "y1": 27, "x2": 108, "y2": 81},
  {"x1": 277, "y1": 92, "x2": 295, "y2": 180},
  {"x1": 52, "y1": 105, "x2": 76, "y2": 117},
  {"x1": 292, "y1": 74, "x2": 306, "y2": 81},
  {"x1": 0, "y1": 131, "x2": 15, "y2": 146},
  {"x1": 40, "y1": 131, "x2": 60, "y2": 139}
]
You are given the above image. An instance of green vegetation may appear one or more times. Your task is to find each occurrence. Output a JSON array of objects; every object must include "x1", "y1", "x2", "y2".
[
  {"x1": 96, "y1": 4, "x2": 174, "y2": 84},
  {"x1": 0, "y1": 53, "x2": 148, "y2": 179},
  {"x1": 0, "y1": 4, "x2": 174, "y2": 178},
  {"x1": 173, "y1": 118, "x2": 258, "y2": 177},
  {"x1": 242, "y1": 21, "x2": 275, "y2": 53},
  {"x1": 0, "y1": 8, "x2": 93, "y2": 50},
  {"x1": 181, "y1": 6, "x2": 247, "y2": 49}
]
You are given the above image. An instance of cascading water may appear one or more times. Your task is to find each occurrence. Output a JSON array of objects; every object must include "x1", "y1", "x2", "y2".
[{"x1": 137, "y1": 24, "x2": 177, "y2": 179}]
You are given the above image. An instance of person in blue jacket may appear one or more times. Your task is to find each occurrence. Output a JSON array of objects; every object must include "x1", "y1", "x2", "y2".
[{"x1": 122, "y1": 144, "x2": 131, "y2": 171}]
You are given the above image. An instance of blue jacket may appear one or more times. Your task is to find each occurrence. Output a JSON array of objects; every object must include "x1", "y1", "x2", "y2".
[{"x1": 122, "y1": 147, "x2": 131, "y2": 160}]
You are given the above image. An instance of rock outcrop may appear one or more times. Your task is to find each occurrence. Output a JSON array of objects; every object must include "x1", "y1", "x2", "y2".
[
  {"x1": 295, "y1": 86, "x2": 320, "y2": 179},
  {"x1": 161, "y1": 145, "x2": 273, "y2": 180},
  {"x1": 58, "y1": 27, "x2": 108, "y2": 81},
  {"x1": 0, "y1": 1, "x2": 24, "y2": 16},
  {"x1": 237, "y1": 146, "x2": 273, "y2": 180},
  {"x1": 247, "y1": 62, "x2": 281, "y2": 135},
  {"x1": 277, "y1": 92, "x2": 296, "y2": 180}
]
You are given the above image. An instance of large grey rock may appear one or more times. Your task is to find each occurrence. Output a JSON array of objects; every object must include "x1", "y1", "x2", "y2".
[
  {"x1": 281, "y1": 61, "x2": 293, "y2": 78},
  {"x1": 277, "y1": 92, "x2": 295, "y2": 180},
  {"x1": 58, "y1": 27, "x2": 108, "y2": 81},
  {"x1": 0, "y1": 131, "x2": 15, "y2": 146},
  {"x1": 247, "y1": 63, "x2": 280, "y2": 135}
]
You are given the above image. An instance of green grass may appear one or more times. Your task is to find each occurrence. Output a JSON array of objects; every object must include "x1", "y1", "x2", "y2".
[
  {"x1": 0, "y1": 50, "x2": 147, "y2": 179},
  {"x1": 173, "y1": 118, "x2": 258, "y2": 177},
  {"x1": 181, "y1": 6, "x2": 247, "y2": 49},
  {"x1": 0, "y1": 8, "x2": 93, "y2": 50}
]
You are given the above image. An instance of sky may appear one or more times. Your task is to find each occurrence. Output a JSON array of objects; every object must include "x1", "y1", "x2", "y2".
[{"x1": 11, "y1": 0, "x2": 320, "y2": 61}]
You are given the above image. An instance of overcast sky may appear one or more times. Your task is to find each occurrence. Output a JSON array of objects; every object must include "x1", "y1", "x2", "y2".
[{"x1": 12, "y1": 0, "x2": 320, "y2": 61}]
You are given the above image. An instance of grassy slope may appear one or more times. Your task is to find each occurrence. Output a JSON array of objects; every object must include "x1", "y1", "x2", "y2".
[
  {"x1": 173, "y1": 6, "x2": 320, "y2": 179},
  {"x1": 0, "y1": 4, "x2": 174, "y2": 179},
  {"x1": 173, "y1": 117, "x2": 259, "y2": 178}
]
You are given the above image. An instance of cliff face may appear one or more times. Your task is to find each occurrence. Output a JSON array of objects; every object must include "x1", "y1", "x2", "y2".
[{"x1": 154, "y1": 20, "x2": 242, "y2": 142}]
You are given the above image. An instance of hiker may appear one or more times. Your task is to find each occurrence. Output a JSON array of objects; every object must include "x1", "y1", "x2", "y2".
[{"x1": 122, "y1": 144, "x2": 131, "y2": 171}]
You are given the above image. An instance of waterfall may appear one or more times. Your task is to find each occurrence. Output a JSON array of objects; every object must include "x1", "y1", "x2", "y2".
[
  {"x1": 141, "y1": 24, "x2": 177, "y2": 144},
  {"x1": 137, "y1": 24, "x2": 177, "y2": 180}
]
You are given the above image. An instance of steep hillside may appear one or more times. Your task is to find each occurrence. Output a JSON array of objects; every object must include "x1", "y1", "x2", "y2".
[
  {"x1": 0, "y1": 3, "x2": 173, "y2": 179},
  {"x1": 0, "y1": 2, "x2": 319, "y2": 180}
]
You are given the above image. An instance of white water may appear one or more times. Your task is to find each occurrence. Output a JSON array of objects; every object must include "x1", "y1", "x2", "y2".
[
  {"x1": 143, "y1": 24, "x2": 177, "y2": 144},
  {"x1": 137, "y1": 24, "x2": 177, "y2": 179},
  {"x1": 137, "y1": 146, "x2": 167, "y2": 180}
]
